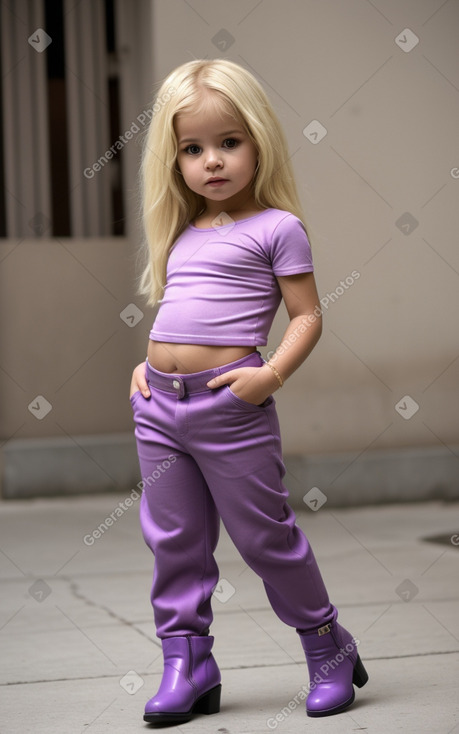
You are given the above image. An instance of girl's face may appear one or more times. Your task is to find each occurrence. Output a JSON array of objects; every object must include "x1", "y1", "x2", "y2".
[{"x1": 175, "y1": 97, "x2": 258, "y2": 213}]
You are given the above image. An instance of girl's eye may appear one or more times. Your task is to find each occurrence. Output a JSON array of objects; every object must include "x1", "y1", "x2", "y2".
[
  {"x1": 184, "y1": 144, "x2": 201, "y2": 155},
  {"x1": 183, "y1": 139, "x2": 239, "y2": 155}
]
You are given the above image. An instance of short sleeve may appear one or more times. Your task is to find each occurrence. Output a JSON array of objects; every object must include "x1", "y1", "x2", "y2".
[{"x1": 270, "y1": 214, "x2": 314, "y2": 275}]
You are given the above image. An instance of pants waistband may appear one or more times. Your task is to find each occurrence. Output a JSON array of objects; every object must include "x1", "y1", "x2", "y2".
[{"x1": 146, "y1": 350, "x2": 264, "y2": 399}]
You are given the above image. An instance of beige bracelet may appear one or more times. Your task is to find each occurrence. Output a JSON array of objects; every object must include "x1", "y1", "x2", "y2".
[{"x1": 266, "y1": 361, "x2": 284, "y2": 388}]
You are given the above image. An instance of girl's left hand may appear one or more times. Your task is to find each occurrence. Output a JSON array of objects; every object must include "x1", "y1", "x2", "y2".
[{"x1": 207, "y1": 366, "x2": 278, "y2": 406}]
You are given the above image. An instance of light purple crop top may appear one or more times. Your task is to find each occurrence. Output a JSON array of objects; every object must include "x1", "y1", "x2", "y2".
[{"x1": 149, "y1": 208, "x2": 314, "y2": 346}]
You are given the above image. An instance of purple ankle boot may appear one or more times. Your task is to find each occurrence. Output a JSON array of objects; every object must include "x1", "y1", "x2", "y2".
[
  {"x1": 299, "y1": 620, "x2": 368, "y2": 717},
  {"x1": 143, "y1": 635, "x2": 221, "y2": 724}
]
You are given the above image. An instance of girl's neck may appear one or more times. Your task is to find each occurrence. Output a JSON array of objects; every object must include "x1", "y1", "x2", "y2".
[{"x1": 196, "y1": 191, "x2": 263, "y2": 227}]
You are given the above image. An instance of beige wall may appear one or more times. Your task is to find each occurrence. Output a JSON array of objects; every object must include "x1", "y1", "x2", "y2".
[
  {"x1": 0, "y1": 237, "x2": 155, "y2": 441},
  {"x1": 1, "y1": 0, "x2": 458, "y2": 467},
  {"x1": 150, "y1": 0, "x2": 459, "y2": 453}
]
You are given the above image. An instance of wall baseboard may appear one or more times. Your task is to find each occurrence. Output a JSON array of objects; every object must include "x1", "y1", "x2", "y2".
[
  {"x1": 1, "y1": 434, "x2": 140, "y2": 500},
  {"x1": 283, "y1": 446, "x2": 459, "y2": 507},
  {"x1": 2, "y1": 435, "x2": 458, "y2": 505}
]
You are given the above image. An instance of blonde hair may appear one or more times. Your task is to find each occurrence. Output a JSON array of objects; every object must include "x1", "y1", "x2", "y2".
[{"x1": 139, "y1": 58, "x2": 306, "y2": 305}]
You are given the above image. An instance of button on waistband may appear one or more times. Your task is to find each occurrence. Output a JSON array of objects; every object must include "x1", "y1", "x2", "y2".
[{"x1": 171, "y1": 376, "x2": 185, "y2": 399}]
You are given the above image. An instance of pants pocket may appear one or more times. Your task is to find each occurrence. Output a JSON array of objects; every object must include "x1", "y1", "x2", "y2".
[
  {"x1": 130, "y1": 390, "x2": 143, "y2": 408},
  {"x1": 225, "y1": 385, "x2": 275, "y2": 411}
]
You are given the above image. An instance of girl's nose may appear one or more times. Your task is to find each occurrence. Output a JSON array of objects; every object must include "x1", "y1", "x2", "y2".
[{"x1": 204, "y1": 150, "x2": 223, "y2": 170}]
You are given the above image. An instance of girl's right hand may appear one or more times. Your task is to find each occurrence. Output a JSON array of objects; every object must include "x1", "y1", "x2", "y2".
[{"x1": 130, "y1": 361, "x2": 151, "y2": 399}]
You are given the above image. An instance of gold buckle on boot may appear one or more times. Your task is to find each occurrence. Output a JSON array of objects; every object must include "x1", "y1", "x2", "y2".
[{"x1": 318, "y1": 624, "x2": 331, "y2": 636}]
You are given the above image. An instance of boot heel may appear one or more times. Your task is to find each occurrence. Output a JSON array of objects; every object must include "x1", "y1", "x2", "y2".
[
  {"x1": 352, "y1": 655, "x2": 369, "y2": 688},
  {"x1": 193, "y1": 684, "x2": 222, "y2": 715}
]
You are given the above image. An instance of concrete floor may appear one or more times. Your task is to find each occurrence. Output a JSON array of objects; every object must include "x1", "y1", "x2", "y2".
[{"x1": 1, "y1": 495, "x2": 458, "y2": 733}]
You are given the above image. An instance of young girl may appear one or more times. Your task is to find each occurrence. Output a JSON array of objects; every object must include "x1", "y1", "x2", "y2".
[{"x1": 129, "y1": 58, "x2": 368, "y2": 725}]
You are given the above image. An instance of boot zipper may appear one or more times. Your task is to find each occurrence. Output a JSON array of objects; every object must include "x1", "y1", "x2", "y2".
[{"x1": 186, "y1": 635, "x2": 198, "y2": 693}]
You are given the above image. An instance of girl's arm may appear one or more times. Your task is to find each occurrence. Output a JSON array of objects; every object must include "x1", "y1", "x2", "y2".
[
  {"x1": 267, "y1": 271, "x2": 323, "y2": 380},
  {"x1": 207, "y1": 272, "x2": 322, "y2": 403}
]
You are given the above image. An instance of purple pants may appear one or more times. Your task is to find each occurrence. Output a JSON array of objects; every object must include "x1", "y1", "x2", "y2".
[{"x1": 131, "y1": 351, "x2": 334, "y2": 639}]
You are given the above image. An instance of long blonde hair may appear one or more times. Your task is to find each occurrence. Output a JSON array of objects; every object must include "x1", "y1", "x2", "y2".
[{"x1": 139, "y1": 58, "x2": 306, "y2": 305}]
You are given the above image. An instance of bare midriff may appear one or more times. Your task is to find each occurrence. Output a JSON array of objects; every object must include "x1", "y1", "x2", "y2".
[{"x1": 147, "y1": 340, "x2": 257, "y2": 374}]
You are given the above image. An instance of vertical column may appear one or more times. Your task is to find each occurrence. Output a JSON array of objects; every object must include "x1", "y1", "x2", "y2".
[
  {"x1": 114, "y1": 0, "x2": 155, "y2": 241},
  {"x1": 0, "y1": 0, "x2": 51, "y2": 237},
  {"x1": 64, "y1": 0, "x2": 111, "y2": 236}
]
